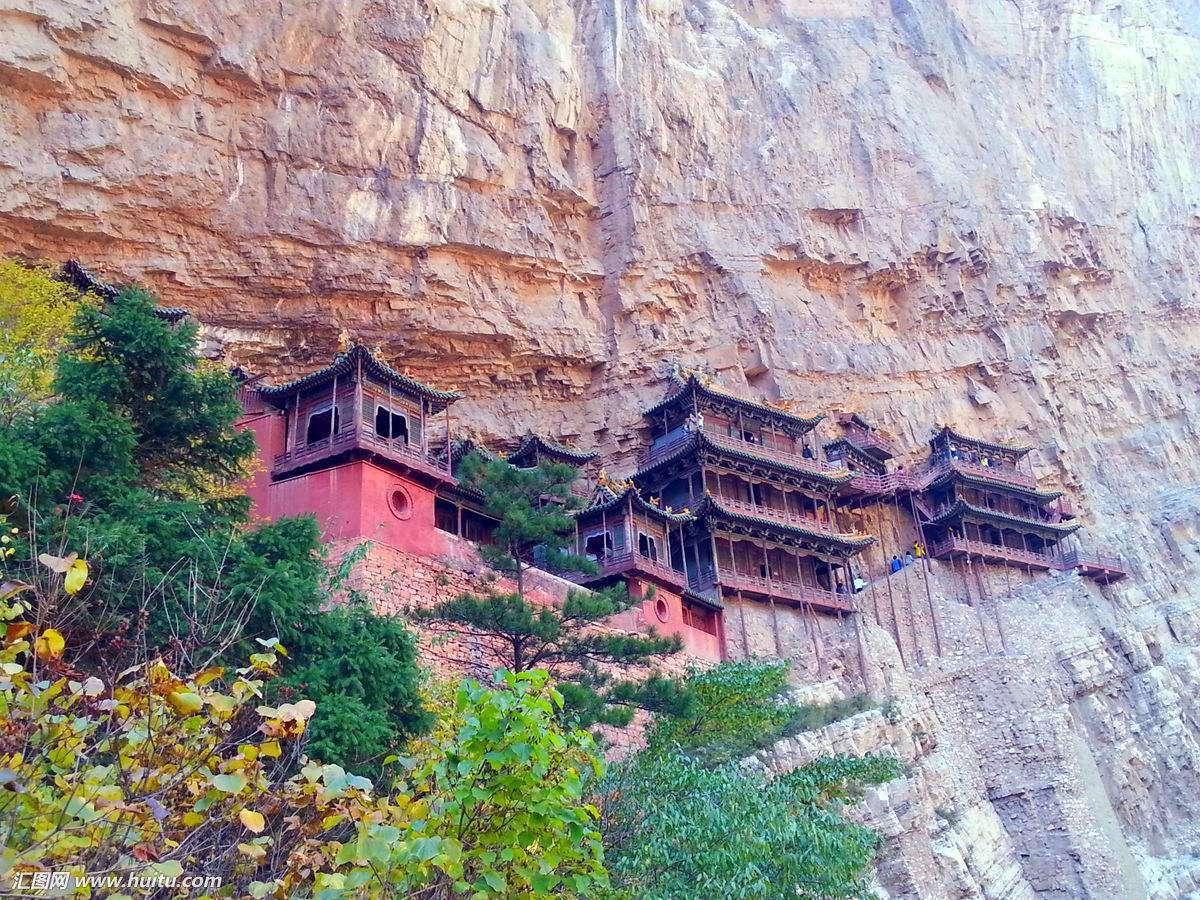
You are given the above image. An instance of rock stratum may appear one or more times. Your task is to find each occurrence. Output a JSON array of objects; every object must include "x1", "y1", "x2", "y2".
[{"x1": 2, "y1": 0, "x2": 1199, "y2": 896}]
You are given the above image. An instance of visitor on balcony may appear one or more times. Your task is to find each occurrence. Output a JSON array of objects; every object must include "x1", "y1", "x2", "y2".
[
  {"x1": 890, "y1": 555, "x2": 902, "y2": 574},
  {"x1": 853, "y1": 575, "x2": 866, "y2": 593},
  {"x1": 904, "y1": 550, "x2": 914, "y2": 567},
  {"x1": 913, "y1": 541, "x2": 925, "y2": 559},
  {"x1": 802, "y1": 444, "x2": 815, "y2": 460}
]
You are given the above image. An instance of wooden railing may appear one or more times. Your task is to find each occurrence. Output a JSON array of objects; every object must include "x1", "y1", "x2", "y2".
[
  {"x1": 844, "y1": 426, "x2": 896, "y2": 457},
  {"x1": 712, "y1": 494, "x2": 836, "y2": 533},
  {"x1": 639, "y1": 428, "x2": 845, "y2": 480},
  {"x1": 568, "y1": 550, "x2": 690, "y2": 591},
  {"x1": 848, "y1": 471, "x2": 918, "y2": 495},
  {"x1": 1060, "y1": 549, "x2": 1125, "y2": 573},
  {"x1": 273, "y1": 426, "x2": 446, "y2": 477},
  {"x1": 928, "y1": 535, "x2": 1054, "y2": 568},
  {"x1": 689, "y1": 568, "x2": 856, "y2": 613}
]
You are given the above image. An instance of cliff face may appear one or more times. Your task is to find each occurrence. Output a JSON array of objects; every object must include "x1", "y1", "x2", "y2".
[{"x1": 2, "y1": 0, "x2": 1199, "y2": 895}]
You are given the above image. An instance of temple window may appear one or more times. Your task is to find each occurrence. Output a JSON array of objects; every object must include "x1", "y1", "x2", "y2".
[
  {"x1": 434, "y1": 498, "x2": 459, "y2": 534},
  {"x1": 305, "y1": 406, "x2": 340, "y2": 443},
  {"x1": 638, "y1": 532, "x2": 659, "y2": 562},
  {"x1": 375, "y1": 406, "x2": 409, "y2": 442},
  {"x1": 584, "y1": 531, "x2": 614, "y2": 560}
]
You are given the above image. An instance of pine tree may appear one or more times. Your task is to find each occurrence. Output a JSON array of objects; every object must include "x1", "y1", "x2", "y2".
[{"x1": 417, "y1": 451, "x2": 692, "y2": 727}]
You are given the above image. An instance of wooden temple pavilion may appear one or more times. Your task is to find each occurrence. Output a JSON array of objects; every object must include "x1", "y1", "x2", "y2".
[
  {"x1": 237, "y1": 345, "x2": 463, "y2": 558},
  {"x1": 254, "y1": 344, "x2": 459, "y2": 483},
  {"x1": 915, "y1": 426, "x2": 1123, "y2": 581},
  {"x1": 571, "y1": 480, "x2": 724, "y2": 661},
  {"x1": 823, "y1": 413, "x2": 897, "y2": 477},
  {"x1": 633, "y1": 370, "x2": 873, "y2": 616},
  {"x1": 505, "y1": 433, "x2": 599, "y2": 471}
]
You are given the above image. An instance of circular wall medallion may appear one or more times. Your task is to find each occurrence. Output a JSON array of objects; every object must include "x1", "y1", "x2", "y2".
[
  {"x1": 388, "y1": 486, "x2": 413, "y2": 520},
  {"x1": 654, "y1": 596, "x2": 671, "y2": 623}
]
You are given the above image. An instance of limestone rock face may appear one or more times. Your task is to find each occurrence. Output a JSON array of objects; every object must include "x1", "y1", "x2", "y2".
[{"x1": 2, "y1": 0, "x2": 1199, "y2": 895}]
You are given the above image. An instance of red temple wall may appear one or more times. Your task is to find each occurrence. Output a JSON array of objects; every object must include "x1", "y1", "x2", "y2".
[
  {"x1": 607, "y1": 578, "x2": 723, "y2": 663},
  {"x1": 237, "y1": 407, "x2": 285, "y2": 518},
  {"x1": 263, "y1": 461, "x2": 449, "y2": 557}
]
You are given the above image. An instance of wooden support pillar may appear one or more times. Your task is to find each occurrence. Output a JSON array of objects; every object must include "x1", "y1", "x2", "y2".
[
  {"x1": 329, "y1": 372, "x2": 338, "y2": 447},
  {"x1": 908, "y1": 490, "x2": 942, "y2": 657},
  {"x1": 872, "y1": 503, "x2": 905, "y2": 665}
]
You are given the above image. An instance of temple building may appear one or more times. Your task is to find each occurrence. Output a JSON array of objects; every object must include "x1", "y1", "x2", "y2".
[
  {"x1": 569, "y1": 479, "x2": 724, "y2": 661},
  {"x1": 631, "y1": 369, "x2": 874, "y2": 618},
  {"x1": 236, "y1": 344, "x2": 461, "y2": 557},
  {"x1": 823, "y1": 414, "x2": 896, "y2": 477},
  {"x1": 914, "y1": 427, "x2": 1125, "y2": 582}
]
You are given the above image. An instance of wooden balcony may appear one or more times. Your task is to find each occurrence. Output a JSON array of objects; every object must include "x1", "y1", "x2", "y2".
[
  {"x1": 1060, "y1": 550, "x2": 1127, "y2": 582},
  {"x1": 930, "y1": 536, "x2": 1127, "y2": 583},
  {"x1": 928, "y1": 535, "x2": 1055, "y2": 569},
  {"x1": 935, "y1": 458, "x2": 1038, "y2": 491},
  {"x1": 848, "y1": 471, "x2": 918, "y2": 496},
  {"x1": 844, "y1": 426, "x2": 896, "y2": 459},
  {"x1": 639, "y1": 428, "x2": 846, "y2": 482},
  {"x1": 712, "y1": 494, "x2": 837, "y2": 534},
  {"x1": 691, "y1": 568, "x2": 856, "y2": 614},
  {"x1": 273, "y1": 426, "x2": 451, "y2": 482},
  {"x1": 567, "y1": 550, "x2": 690, "y2": 592}
]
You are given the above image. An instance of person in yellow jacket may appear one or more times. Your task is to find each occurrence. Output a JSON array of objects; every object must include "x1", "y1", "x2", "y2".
[{"x1": 913, "y1": 540, "x2": 926, "y2": 559}]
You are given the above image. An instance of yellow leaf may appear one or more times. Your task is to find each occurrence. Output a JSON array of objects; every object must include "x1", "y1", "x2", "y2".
[
  {"x1": 194, "y1": 666, "x2": 225, "y2": 686},
  {"x1": 183, "y1": 811, "x2": 205, "y2": 827},
  {"x1": 166, "y1": 691, "x2": 203, "y2": 715},
  {"x1": 63, "y1": 559, "x2": 89, "y2": 595},
  {"x1": 239, "y1": 809, "x2": 266, "y2": 833},
  {"x1": 259, "y1": 740, "x2": 281, "y2": 758},
  {"x1": 35, "y1": 628, "x2": 65, "y2": 660},
  {"x1": 238, "y1": 842, "x2": 266, "y2": 861}
]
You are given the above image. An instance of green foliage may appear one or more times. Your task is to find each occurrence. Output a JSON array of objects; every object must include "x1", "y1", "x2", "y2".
[
  {"x1": 596, "y1": 751, "x2": 899, "y2": 899},
  {"x1": 456, "y1": 451, "x2": 591, "y2": 578},
  {"x1": 418, "y1": 452, "x2": 688, "y2": 729},
  {"x1": 267, "y1": 670, "x2": 609, "y2": 898},
  {"x1": 595, "y1": 660, "x2": 902, "y2": 898},
  {"x1": 780, "y1": 693, "x2": 880, "y2": 737},
  {"x1": 0, "y1": 283, "x2": 428, "y2": 772},
  {"x1": 648, "y1": 659, "x2": 801, "y2": 765}
]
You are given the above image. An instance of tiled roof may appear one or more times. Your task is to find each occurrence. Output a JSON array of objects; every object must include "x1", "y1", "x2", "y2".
[
  {"x1": 636, "y1": 430, "x2": 854, "y2": 487},
  {"x1": 697, "y1": 495, "x2": 875, "y2": 551},
  {"x1": 256, "y1": 345, "x2": 461, "y2": 410},
  {"x1": 576, "y1": 484, "x2": 694, "y2": 524},
  {"x1": 931, "y1": 425, "x2": 1032, "y2": 457},
  {"x1": 644, "y1": 370, "x2": 823, "y2": 432},
  {"x1": 506, "y1": 434, "x2": 598, "y2": 467},
  {"x1": 925, "y1": 465, "x2": 1064, "y2": 501},
  {"x1": 59, "y1": 260, "x2": 118, "y2": 300},
  {"x1": 929, "y1": 499, "x2": 1081, "y2": 536}
]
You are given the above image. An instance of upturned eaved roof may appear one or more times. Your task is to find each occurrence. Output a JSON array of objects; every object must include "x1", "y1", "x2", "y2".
[
  {"x1": 59, "y1": 260, "x2": 118, "y2": 300},
  {"x1": 506, "y1": 434, "x2": 598, "y2": 468},
  {"x1": 644, "y1": 369, "x2": 823, "y2": 434},
  {"x1": 576, "y1": 482, "x2": 694, "y2": 525},
  {"x1": 929, "y1": 499, "x2": 1081, "y2": 537},
  {"x1": 637, "y1": 430, "x2": 854, "y2": 487},
  {"x1": 930, "y1": 425, "x2": 1032, "y2": 458},
  {"x1": 924, "y1": 463, "x2": 1064, "y2": 501},
  {"x1": 256, "y1": 345, "x2": 461, "y2": 411},
  {"x1": 696, "y1": 495, "x2": 875, "y2": 552}
]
